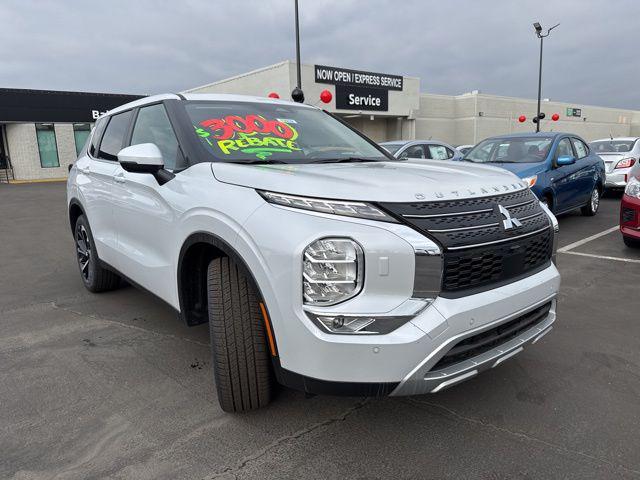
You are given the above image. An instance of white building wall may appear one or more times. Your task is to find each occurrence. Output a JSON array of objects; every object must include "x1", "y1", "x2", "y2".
[{"x1": 6, "y1": 123, "x2": 76, "y2": 181}]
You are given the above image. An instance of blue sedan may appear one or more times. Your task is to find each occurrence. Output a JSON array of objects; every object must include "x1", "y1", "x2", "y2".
[{"x1": 463, "y1": 133, "x2": 606, "y2": 216}]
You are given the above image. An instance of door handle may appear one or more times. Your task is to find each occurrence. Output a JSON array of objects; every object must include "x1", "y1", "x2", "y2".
[
  {"x1": 114, "y1": 173, "x2": 126, "y2": 184},
  {"x1": 78, "y1": 166, "x2": 90, "y2": 174}
]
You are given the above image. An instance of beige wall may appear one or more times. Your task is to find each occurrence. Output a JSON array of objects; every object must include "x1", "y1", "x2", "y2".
[
  {"x1": 411, "y1": 92, "x2": 640, "y2": 146},
  {"x1": 7, "y1": 123, "x2": 76, "y2": 180}
]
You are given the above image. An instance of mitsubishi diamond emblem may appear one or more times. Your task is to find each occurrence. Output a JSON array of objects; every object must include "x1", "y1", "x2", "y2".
[{"x1": 497, "y1": 204, "x2": 522, "y2": 231}]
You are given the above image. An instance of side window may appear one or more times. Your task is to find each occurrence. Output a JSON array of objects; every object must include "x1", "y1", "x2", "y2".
[
  {"x1": 427, "y1": 144, "x2": 450, "y2": 160},
  {"x1": 130, "y1": 104, "x2": 179, "y2": 170},
  {"x1": 89, "y1": 118, "x2": 108, "y2": 157},
  {"x1": 400, "y1": 144, "x2": 426, "y2": 159},
  {"x1": 445, "y1": 147, "x2": 455, "y2": 159},
  {"x1": 571, "y1": 138, "x2": 589, "y2": 159},
  {"x1": 555, "y1": 138, "x2": 574, "y2": 159},
  {"x1": 97, "y1": 111, "x2": 133, "y2": 161}
]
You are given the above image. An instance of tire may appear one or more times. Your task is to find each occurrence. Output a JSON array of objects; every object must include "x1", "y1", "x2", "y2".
[
  {"x1": 540, "y1": 196, "x2": 552, "y2": 212},
  {"x1": 207, "y1": 257, "x2": 273, "y2": 413},
  {"x1": 623, "y1": 236, "x2": 640, "y2": 248},
  {"x1": 74, "y1": 215, "x2": 121, "y2": 292},
  {"x1": 581, "y1": 186, "x2": 600, "y2": 216}
]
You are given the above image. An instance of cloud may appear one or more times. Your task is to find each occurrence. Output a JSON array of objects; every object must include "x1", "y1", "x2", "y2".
[{"x1": 0, "y1": 0, "x2": 638, "y2": 109}]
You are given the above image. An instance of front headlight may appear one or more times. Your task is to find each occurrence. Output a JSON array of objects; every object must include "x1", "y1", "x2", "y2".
[
  {"x1": 303, "y1": 238, "x2": 363, "y2": 306},
  {"x1": 258, "y1": 190, "x2": 397, "y2": 222},
  {"x1": 625, "y1": 176, "x2": 640, "y2": 199},
  {"x1": 522, "y1": 175, "x2": 538, "y2": 188}
]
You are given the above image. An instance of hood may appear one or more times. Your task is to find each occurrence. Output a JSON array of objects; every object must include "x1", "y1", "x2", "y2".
[
  {"x1": 483, "y1": 162, "x2": 545, "y2": 179},
  {"x1": 210, "y1": 160, "x2": 527, "y2": 203}
]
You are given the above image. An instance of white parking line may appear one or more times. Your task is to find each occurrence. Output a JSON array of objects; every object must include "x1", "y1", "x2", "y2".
[
  {"x1": 561, "y1": 251, "x2": 640, "y2": 264},
  {"x1": 558, "y1": 226, "x2": 619, "y2": 253}
]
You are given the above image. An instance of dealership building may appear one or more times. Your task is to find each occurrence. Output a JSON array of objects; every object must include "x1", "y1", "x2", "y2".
[
  {"x1": 0, "y1": 89, "x2": 143, "y2": 182},
  {"x1": 2, "y1": 60, "x2": 639, "y2": 182}
]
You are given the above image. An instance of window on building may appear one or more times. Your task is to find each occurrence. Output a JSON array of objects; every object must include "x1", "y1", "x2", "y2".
[
  {"x1": 73, "y1": 123, "x2": 91, "y2": 156},
  {"x1": 97, "y1": 110, "x2": 133, "y2": 161},
  {"x1": 131, "y1": 104, "x2": 180, "y2": 170},
  {"x1": 35, "y1": 124, "x2": 60, "y2": 168}
]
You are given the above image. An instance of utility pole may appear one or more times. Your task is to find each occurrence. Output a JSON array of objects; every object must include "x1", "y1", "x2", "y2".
[
  {"x1": 532, "y1": 22, "x2": 559, "y2": 132},
  {"x1": 291, "y1": 0, "x2": 304, "y2": 103}
]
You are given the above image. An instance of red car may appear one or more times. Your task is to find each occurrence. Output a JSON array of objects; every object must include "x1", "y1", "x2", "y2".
[{"x1": 621, "y1": 164, "x2": 640, "y2": 248}]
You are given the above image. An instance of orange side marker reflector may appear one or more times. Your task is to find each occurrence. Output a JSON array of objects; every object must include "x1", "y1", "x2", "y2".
[{"x1": 259, "y1": 302, "x2": 277, "y2": 357}]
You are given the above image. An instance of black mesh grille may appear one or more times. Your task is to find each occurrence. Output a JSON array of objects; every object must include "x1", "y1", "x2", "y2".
[
  {"x1": 443, "y1": 229, "x2": 552, "y2": 291},
  {"x1": 431, "y1": 301, "x2": 552, "y2": 371},
  {"x1": 379, "y1": 188, "x2": 553, "y2": 294},
  {"x1": 622, "y1": 207, "x2": 636, "y2": 223}
]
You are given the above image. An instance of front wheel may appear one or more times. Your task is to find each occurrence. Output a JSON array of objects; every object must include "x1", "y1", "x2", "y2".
[
  {"x1": 581, "y1": 187, "x2": 600, "y2": 216},
  {"x1": 207, "y1": 257, "x2": 274, "y2": 413},
  {"x1": 74, "y1": 215, "x2": 121, "y2": 292},
  {"x1": 623, "y1": 236, "x2": 640, "y2": 248}
]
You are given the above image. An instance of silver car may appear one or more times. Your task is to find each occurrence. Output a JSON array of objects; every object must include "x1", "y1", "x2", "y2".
[
  {"x1": 380, "y1": 140, "x2": 463, "y2": 161},
  {"x1": 590, "y1": 137, "x2": 639, "y2": 188}
]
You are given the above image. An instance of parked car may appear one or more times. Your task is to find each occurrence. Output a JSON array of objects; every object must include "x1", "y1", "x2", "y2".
[
  {"x1": 463, "y1": 132, "x2": 605, "y2": 216},
  {"x1": 380, "y1": 140, "x2": 463, "y2": 161},
  {"x1": 620, "y1": 162, "x2": 640, "y2": 248},
  {"x1": 590, "y1": 137, "x2": 639, "y2": 189},
  {"x1": 68, "y1": 94, "x2": 560, "y2": 412},
  {"x1": 456, "y1": 144, "x2": 475, "y2": 156}
]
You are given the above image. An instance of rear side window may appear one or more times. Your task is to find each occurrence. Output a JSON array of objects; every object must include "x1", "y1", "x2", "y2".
[
  {"x1": 131, "y1": 104, "x2": 180, "y2": 170},
  {"x1": 571, "y1": 138, "x2": 589, "y2": 159},
  {"x1": 427, "y1": 144, "x2": 452, "y2": 160},
  {"x1": 97, "y1": 111, "x2": 133, "y2": 161},
  {"x1": 89, "y1": 118, "x2": 108, "y2": 157}
]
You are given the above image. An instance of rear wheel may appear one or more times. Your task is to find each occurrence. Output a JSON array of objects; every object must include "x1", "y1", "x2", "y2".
[
  {"x1": 581, "y1": 187, "x2": 600, "y2": 216},
  {"x1": 207, "y1": 257, "x2": 273, "y2": 413},
  {"x1": 74, "y1": 215, "x2": 120, "y2": 292},
  {"x1": 623, "y1": 236, "x2": 640, "y2": 248}
]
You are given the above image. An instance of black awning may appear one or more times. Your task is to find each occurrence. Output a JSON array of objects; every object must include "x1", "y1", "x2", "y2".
[{"x1": 0, "y1": 88, "x2": 145, "y2": 123}]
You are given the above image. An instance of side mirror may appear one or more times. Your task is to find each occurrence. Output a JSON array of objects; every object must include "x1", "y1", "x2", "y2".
[
  {"x1": 556, "y1": 155, "x2": 576, "y2": 166},
  {"x1": 118, "y1": 143, "x2": 164, "y2": 173}
]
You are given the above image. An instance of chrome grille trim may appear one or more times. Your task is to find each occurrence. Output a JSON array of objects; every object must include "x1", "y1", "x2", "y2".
[{"x1": 446, "y1": 226, "x2": 551, "y2": 251}]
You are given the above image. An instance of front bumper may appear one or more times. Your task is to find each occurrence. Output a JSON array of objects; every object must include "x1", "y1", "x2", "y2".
[
  {"x1": 621, "y1": 194, "x2": 640, "y2": 240},
  {"x1": 391, "y1": 297, "x2": 555, "y2": 395}
]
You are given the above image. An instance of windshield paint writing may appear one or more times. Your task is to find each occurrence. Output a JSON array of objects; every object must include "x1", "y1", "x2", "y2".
[{"x1": 196, "y1": 114, "x2": 301, "y2": 160}]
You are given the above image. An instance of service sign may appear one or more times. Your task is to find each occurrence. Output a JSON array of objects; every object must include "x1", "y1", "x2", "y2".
[
  {"x1": 315, "y1": 65, "x2": 403, "y2": 91},
  {"x1": 335, "y1": 85, "x2": 389, "y2": 111}
]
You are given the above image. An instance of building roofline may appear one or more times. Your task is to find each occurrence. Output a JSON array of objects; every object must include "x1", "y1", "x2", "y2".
[
  {"x1": 181, "y1": 61, "x2": 291, "y2": 93},
  {"x1": 0, "y1": 87, "x2": 145, "y2": 98}
]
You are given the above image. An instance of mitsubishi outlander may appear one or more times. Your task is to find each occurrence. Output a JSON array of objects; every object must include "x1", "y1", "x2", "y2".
[{"x1": 67, "y1": 94, "x2": 560, "y2": 412}]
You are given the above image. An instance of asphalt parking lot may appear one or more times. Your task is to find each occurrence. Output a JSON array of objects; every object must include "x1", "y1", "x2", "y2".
[{"x1": 1, "y1": 183, "x2": 639, "y2": 480}]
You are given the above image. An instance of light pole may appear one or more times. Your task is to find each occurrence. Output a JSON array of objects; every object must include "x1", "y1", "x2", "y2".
[
  {"x1": 291, "y1": 0, "x2": 304, "y2": 103},
  {"x1": 532, "y1": 22, "x2": 559, "y2": 132}
]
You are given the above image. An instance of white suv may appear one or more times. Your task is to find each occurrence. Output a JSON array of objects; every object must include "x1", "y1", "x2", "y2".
[{"x1": 67, "y1": 93, "x2": 560, "y2": 412}]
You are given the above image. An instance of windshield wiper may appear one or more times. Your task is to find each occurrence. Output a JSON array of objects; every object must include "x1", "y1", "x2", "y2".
[{"x1": 310, "y1": 157, "x2": 380, "y2": 164}]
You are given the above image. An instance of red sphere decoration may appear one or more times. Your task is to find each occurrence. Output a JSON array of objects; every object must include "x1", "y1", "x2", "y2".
[
  {"x1": 551, "y1": 113, "x2": 560, "y2": 121},
  {"x1": 268, "y1": 92, "x2": 280, "y2": 99},
  {"x1": 518, "y1": 115, "x2": 526, "y2": 123},
  {"x1": 320, "y1": 89, "x2": 333, "y2": 104}
]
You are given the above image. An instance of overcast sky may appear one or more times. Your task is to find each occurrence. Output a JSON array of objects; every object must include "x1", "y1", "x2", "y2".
[{"x1": 1, "y1": 0, "x2": 638, "y2": 109}]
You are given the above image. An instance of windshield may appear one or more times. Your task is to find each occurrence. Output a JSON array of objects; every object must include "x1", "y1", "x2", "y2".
[
  {"x1": 380, "y1": 143, "x2": 403, "y2": 154},
  {"x1": 590, "y1": 140, "x2": 636, "y2": 153},
  {"x1": 184, "y1": 101, "x2": 391, "y2": 164},
  {"x1": 464, "y1": 136, "x2": 553, "y2": 163}
]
